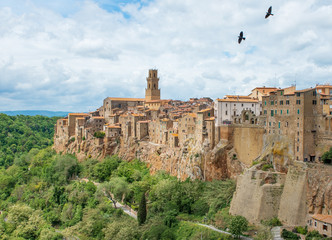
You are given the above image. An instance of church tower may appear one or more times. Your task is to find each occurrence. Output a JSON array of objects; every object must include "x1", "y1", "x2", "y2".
[{"x1": 145, "y1": 69, "x2": 160, "y2": 101}]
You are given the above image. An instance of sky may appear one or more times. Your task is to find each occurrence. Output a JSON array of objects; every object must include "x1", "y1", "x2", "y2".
[{"x1": 0, "y1": 0, "x2": 331, "y2": 112}]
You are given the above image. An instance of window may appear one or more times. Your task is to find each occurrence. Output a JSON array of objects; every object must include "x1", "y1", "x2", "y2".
[
  {"x1": 278, "y1": 122, "x2": 281, "y2": 128},
  {"x1": 280, "y1": 110, "x2": 283, "y2": 115},
  {"x1": 234, "y1": 104, "x2": 236, "y2": 106},
  {"x1": 313, "y1": 91, "x2": 317, "y2": 96},
  {"x1": 271, "y1": 101, "x2": 274, "y2": 105},
  {"x1": 287, "y1": 109, "x2": 289, "y2": 114},
  {"x1": 297, "y1": 131, "x2": 299, "y2": 136},
  {"x1": 296, "y1": 100, "x2": 301, "y2": 104},
  {"x1": 252, "y1": 104, "x2": 254, "y2": 107},
  {"x1": 286, "y1": 122, "x2": 288, "y2": 127},
  {"x1": 269, "y1": 122, "x2": 271, "y2": 126},
  {"x1": 297, "y1": 146, "x2": 299, "y2": 152},
  {"x1": 286, "y1": 100, "x2": 290, "y2": 105},
  {"x1": 280, "y1": 91, "x2": 284, "y2": 96},
  {"x1": 298, "y1": 109, "x2": 300, "y2": 114},
  {"x1": 225, "y1": 111, "x2": 228, "y2": 115},
  {"x1": 296, "y1": 92, "x2": 301, "y2": 97},
  {"x1": 275, "y1": 110, "x2": 277, "y2": 115},
  {"x1": 241, "y1": 104, "x2": 244, "y2": 107},
  {"x1": 234, "y1": 111, "x2": 236, "y2": 116},
  {"x1": 313, "y1": 100, "x2": 317, "y2": 105},
  {"x1": 271, "y1": 110, "x2": 274, "y2": 116},
  {"x1": 280, "y1": 100, "x2": 283, "y2": 105},
  {"x1": 226, "y1": 103, "x2": 227, "y2": 107},
  {"x1": 275, "y1": 100, "x2": 277, "y2": 105},
  {"x1": 323, "y1": 224, "x2": 328, "y2": 231},
  {"x1": 264, "y1": 110, "x2": 267, "y2": 114},
  {"x1": 315, "y1": 221, "x2": 317, "y2": 227},
  {"x1": 265, "y1": 101, "x2": 267, "y2": 105}
]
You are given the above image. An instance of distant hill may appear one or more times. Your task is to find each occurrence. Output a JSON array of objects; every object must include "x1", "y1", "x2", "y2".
[{"x1": 0, "y1": 110, "x2": 70, "y2": 117}]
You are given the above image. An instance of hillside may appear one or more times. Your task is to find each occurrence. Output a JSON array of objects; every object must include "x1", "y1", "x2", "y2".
[{"x1": 0, "y1": 110, "x2": 70, "y2": 117}]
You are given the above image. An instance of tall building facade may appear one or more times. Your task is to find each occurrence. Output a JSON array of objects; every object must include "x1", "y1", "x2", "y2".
[{"x1": 145, "y1": 69, "x2": 161, "y2": 101}]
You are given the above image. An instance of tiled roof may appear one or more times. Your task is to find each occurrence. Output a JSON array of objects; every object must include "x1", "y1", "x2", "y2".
[
  {"x1": 68, "y1": 113, "x2": 89, "y2": 116},
  {"x1": 217, "y1": 98, "x2": 258, "y2": 103},
  {"x1": 205, "y1": 117, "x2": 215, "y2": 121},
  {"x1": 137, "y1": 120, "x2": 150, "y2": 123},
  {"x1": 198, "y1": 108, "x2": 212, "y2": 113},
  {"x1": 92, "y1": 117, "x2": 105, "y2": 119},
  {"x1": 106, "y1": 97, "x2": 145, "y2": 101},
  {"x1": 294, "y1": 88, "x2": 315, "y2": 93},
  {"x1": 312, "y1": 214, "x2": 332, "y2": 225},
  {"x1": 172, "y1": 133, "x2": 179, "y2": 137},
  {"x1": 107, "y1": 125, "x2": 121, "y2": 129}
]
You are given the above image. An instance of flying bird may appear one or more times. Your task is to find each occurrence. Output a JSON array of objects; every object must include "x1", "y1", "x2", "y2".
[
  {"x1": 265, "y1": 6, "x2": 274, "y2": 19},
  {"x1": 238, "y1": 31, "x2": 245, "y2": 44}
]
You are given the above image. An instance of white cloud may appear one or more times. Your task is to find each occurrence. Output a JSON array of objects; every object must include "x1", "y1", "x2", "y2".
[{"x1": 0, "y1": 0, "x2": 331, "y2": 111}]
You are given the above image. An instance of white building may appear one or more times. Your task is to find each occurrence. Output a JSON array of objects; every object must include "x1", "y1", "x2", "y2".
[{"x1": 214, "y1": 95, "x2": 262, "y2": 126}]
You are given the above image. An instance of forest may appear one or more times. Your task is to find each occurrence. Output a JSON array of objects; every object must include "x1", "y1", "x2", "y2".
[
  {"x1": 0, "y1": 113, "x2": 272, "y2": 239},
  {"x1": 0, "y1": 114, "x2": 58, "y2": 168}
]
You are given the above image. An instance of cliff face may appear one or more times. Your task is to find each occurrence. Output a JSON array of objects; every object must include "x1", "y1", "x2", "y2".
[
  {"x1": 230, "y1": 162, "x2": 332, "y2": 225},
  {"x1": 54, "y1": 137, "x2": 243, "y2": 180}
]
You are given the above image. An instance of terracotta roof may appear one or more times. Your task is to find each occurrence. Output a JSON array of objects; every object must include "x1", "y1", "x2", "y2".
[
  {"x1": 92, "y1": 117, "x2": 105, "y2": 119},
  {"x1": 217, "y1": 98, "x2": 258, "y2": 103},
  {"x1": 68, "y1": 113, "x2": 89, "y2": 116},
  {"x1": 107, "y1": 125, "x2": 121, "y2": 129},
  {"x1": 132, "y1": 114, "x2": 144, "y2": 117},
  {"x1": 316, "y1": 84, "x2": 331, "y2": 88},
  {"x1": 294, "y1": 88, "x2": 315, "y2": 93},
  {"x1": 312, "y1": 214, "x2": 332, "y2": 225},
  {"x1": 76, "y1": 117, "x2": 85, "y2": 120},
  {"x1": 172, "y1": 133, "x2": 179, "y2": 137},
  {"x1": 205, "y1": 117, "x2": 215, "y2": 121},
  {"x1": 161, "y1": 118, "x2": 170, "y2": 122},
  {"x1": 145, "y1": 100, "x2": 161, "y2": 103},
  {"x1": 225, "y1": 95, "x2": 253, "y2": 99},
  {"x1": 137, "y1": 120, "x2": 150, "y2": 123},
  {"x1": 187, "y1": 113, "x2": 197, "y2": 118},
  {"x1": 251, "y1": 87, "x2": 278, "y2": 91},
  {"x1": 106, "y1": 97, "x2": 145, "y2": 102},
  {"x1": 198, "y1": 108, "x2": 212, "y2": 113}
]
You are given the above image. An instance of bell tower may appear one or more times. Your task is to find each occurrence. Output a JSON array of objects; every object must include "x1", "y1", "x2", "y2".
[{"x1": 145, "y1": 69, "x2": 160, "y2": 101}]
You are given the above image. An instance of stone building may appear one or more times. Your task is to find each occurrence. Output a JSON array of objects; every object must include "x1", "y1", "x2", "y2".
[
  {"x1": 214, "y1": 95, "x2": 261, "y2": 126},
  {"x1": 248, "y1": 87, "x2": 278, "y2": 101},
  {"x1": 308, "y1": 214, "x2": 332, "y2": 238},
  {"x1": 262, "y1": 86, "x2": 323, "y2": 161}
]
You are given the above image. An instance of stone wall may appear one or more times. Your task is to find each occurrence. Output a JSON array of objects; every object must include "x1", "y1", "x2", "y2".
[
  {"x1": 230, "y1": 162, "x2": 332, "y2": 225},
  {"x1": 233, "y1": 126, "x2": 265, "y2": 166},
  {"x1": 229, "y1": 169, "x2": 286, "y2": 223}
]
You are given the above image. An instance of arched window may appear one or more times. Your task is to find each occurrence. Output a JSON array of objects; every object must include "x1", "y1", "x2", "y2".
[{"x1": 154, "y1": 84, "x2": 156, "y2": 89}]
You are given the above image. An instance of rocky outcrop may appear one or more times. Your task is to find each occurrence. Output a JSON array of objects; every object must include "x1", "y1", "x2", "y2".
[
  {"x1": 54, "y1": 136, "x2": 244, "y2": 180},
  {"x1": 230, "y1": 162, "x2": 332, "y2": 225}
]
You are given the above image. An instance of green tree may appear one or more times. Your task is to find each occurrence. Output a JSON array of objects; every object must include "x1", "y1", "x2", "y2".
[
  {"x1": 321, "y1": 147, "x2": 332, "y2": 164},
  {"x1": 229, "y1": 215, "x2": 248, "y2": 238},
  {"x1": 138, "y1": 193, "x2": 147, "y2": 225}
]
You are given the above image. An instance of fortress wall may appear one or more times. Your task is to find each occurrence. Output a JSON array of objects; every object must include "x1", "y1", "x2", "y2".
[
  {"x1": 233, "y1": 127, "x2": 265, "y2": 166},
  {"x1": 278, "y1": 163, "x2": 307, "y2": 226},
  {"x1": 230, "y1": 170, "x2": 285, "y2": 223}
]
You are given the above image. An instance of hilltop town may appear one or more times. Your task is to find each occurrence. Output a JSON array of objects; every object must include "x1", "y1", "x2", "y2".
[{"x1": 54, "y1": 69, "x2": 332, "y2": 234}]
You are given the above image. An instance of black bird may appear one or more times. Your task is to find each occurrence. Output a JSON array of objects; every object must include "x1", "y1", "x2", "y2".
[
  {"x1": 265, "y1": 6, "x2": 274, "y2": 19},
  {"x1": 238, "y1": 31, "x2": 245, "y2": 44}
]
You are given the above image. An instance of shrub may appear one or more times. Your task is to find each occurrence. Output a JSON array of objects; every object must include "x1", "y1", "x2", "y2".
[
  {"x1": 94, "y1": 131, "x2": 105, "y2": 138},
  {"x1": 262, "y1": 164, "x2": 273, "y2": 171},
  {"x1": 70, "y1": 137, "x2": 75, "y2": 142},
  {"x1": 262, "y1": 217, "x2": 282, "y2": 227},
  {"x1": 293, "y1": 226, "x2": 307, "y2": 235},
  {"x1": 281, "y1": 229, "x2": 300, "y2": 240},
  {"x1": 305, "y1": 230, "x2": 325, "y2": 240},
  {"x1": 82, "y1": 136, "x2": 85, "y2": 141},
  {"x1": 321, "y1": 147, "x2": 332, "y2": 164},
  {"x1": 229, "y1": 215, "x2": 248, "y2": 238}
]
